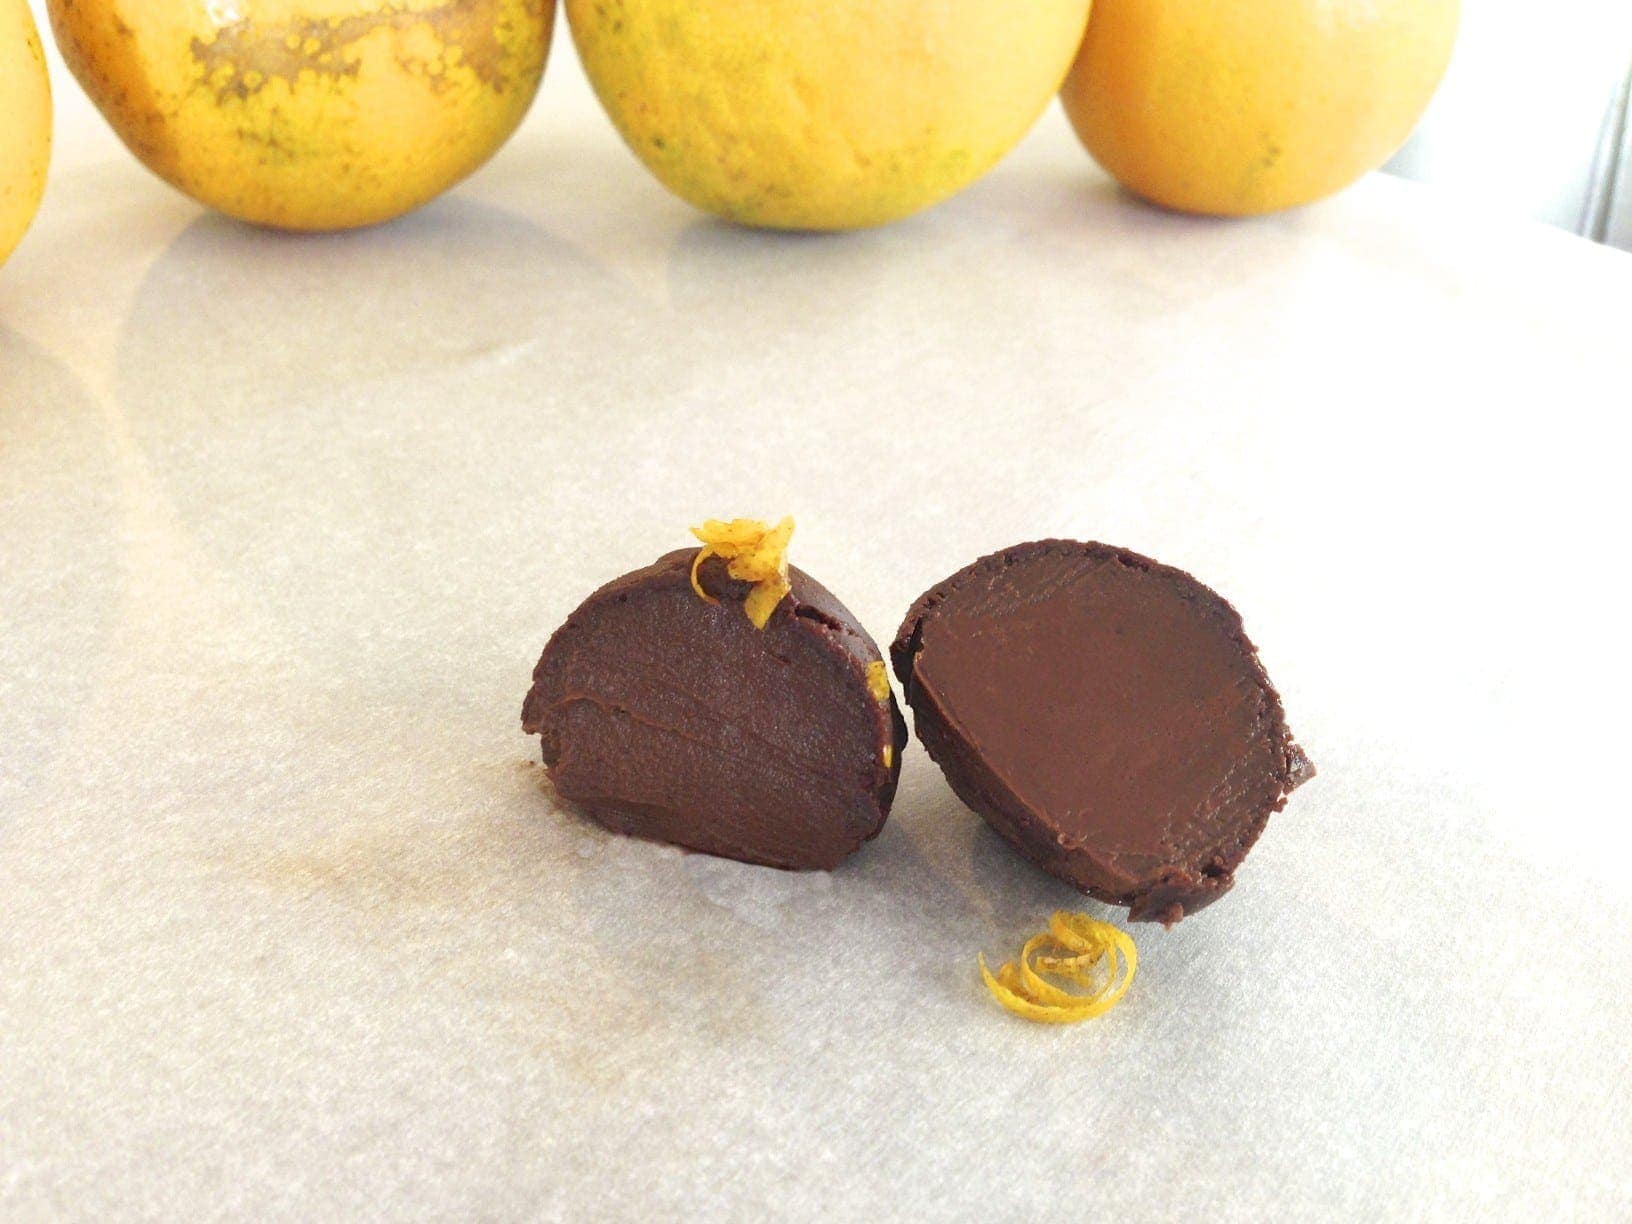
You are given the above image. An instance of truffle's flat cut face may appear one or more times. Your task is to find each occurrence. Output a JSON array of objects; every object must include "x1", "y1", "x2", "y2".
[
  {"x1": 523, "y1": 551, "x2": 905, "y2": 871},
  {"x1": 893, "y1": 540, "x2": 1310, "y2": 923}
]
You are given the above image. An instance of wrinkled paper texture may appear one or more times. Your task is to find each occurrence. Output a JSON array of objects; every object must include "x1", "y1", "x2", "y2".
[{"x1": 4, "y1": 55, "x2": 1631, "y2": 1223}]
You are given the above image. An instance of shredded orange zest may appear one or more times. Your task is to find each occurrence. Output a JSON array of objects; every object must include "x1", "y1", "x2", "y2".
[
  {"x1": 979, "y1": 911, "x2": 1137, "y2": 1024},
  {"x1": 688, "y1": 516, "x2": 795, "y2": 629},
  {"x1": 688, "y1": 550, "x2": 716, "y2": 604},
  {"x1": 865, "y1": 660, "x2": 890, "y2": 703}
]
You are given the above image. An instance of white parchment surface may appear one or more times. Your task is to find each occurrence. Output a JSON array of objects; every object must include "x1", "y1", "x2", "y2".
[{"x1": 4, "y1": 51, "x2": 1631, "y2": 1223}]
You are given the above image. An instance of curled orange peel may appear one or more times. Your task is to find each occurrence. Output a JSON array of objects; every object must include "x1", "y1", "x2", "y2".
[
  {"x1": 1017, "y1": 934, "x2": 1097, "y2": 1007},
  {"x1": 1033, "y1": 950, "x2": 1107, "y2": 984},
  {"x1": 979, "y1": 911, "x2": 1137, "y2": 1024},
  {"x1": 979, "y1": 954, "x2": 1094, "y2": 1025},
  {"x1": 688, "y1": 549, "x2": 717, "y2": 605},
  {"x1": 688, "y1": 516, "x2": 795, "y2": 629}
]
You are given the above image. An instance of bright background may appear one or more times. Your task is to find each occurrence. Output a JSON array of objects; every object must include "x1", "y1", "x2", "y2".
[{"x1": 7, "y1": 3, "x2": 1631, "y2": 1220}]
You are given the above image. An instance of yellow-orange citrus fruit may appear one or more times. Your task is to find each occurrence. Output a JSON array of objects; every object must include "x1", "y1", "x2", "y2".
[
  {"x1": 49, "y1": 0, "x2": 554, "y2": 231},
  {"x1": 566, "y1": 0, "x2": 1093, "y2": 230},
  {"x1": 1060, "y1": 0, "x2": 1460, "y2": 216},
  {"x1": 1, "y1": 0, "x2": 52, "y2": 265}
]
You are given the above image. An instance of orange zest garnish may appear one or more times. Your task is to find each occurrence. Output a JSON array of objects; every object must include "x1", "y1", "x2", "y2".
[
  {"x1": 688, "y1": 516, "x2": 795, "y2": 630},
  {"x1": 979, "y1": 911, "x2": 1137, "y2": 1024},
  {"x1": 865, "y1": 660, "x2": 890, "y2": 703}
]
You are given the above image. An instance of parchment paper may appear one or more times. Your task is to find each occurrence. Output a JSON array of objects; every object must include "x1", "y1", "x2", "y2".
[{"x1": 4, "y1": 50, "x2": 1631, "y2": 1223}]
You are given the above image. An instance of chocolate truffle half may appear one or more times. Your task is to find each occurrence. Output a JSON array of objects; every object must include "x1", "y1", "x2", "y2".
[
  {"x1": 892, "y1": 540, "x2": 1312, "y2": 924},
  {"x1": 523, "y1": 549, "x2": 906, "y2": 871}
]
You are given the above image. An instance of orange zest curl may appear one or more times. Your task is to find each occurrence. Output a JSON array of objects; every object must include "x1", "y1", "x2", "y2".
[
  {"x1": 979, "y1": 911, "x2": 1137, "y2": 1024},
  {"x1": 689, "y1": 517, "x2": 796, "y2": 630}
]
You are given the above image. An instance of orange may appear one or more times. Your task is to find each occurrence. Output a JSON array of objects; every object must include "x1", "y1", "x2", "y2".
[
  {"x1": 566, "y1": 0, "x2": 1092, "y2": 230},
  {"x1": 49, "y1": 0, "x2": 554, "y2": 231},
  {"x1": 1, "y1": 0, "x2": 51, "y2": 265},
  {"x1": 1060, "y1": 0, "x2": 1460, "y2": 216}
]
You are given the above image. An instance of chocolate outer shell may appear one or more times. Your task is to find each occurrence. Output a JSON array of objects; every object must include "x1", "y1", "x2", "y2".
[
  {"x1": 892, "y1": 540, "x2": 1312, "y2": 924},
  {"x1": 523, "y1": 550, "x2": 906, "y2": 871}
]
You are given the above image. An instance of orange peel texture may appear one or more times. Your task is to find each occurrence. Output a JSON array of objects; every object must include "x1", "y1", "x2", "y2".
[
  {"x1": 866, "y1": 660, "x2": 891, "y2": 703},
  {"x1": 688, "y1": 516, "x2": 795, "y2": 629},
  {"x1": 979, "y1": 911, "x2": 1137, "y2": 1024}
]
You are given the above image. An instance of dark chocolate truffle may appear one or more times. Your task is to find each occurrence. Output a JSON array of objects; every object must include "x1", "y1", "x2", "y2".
[
  {"x1": 523, "y1": 549, "x2": 906, "y2": 871},
  {"x1": 892, "y1": 540, "x2": 1311, "y2": 924}
]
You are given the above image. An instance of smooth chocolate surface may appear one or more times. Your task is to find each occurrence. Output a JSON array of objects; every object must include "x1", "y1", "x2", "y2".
[
  {"x1": 892, "y1": 540, "x2": 1311, "y2": 924},
  {"x1": 523, "y1": 550, "x2": 906, "y2": 871}
]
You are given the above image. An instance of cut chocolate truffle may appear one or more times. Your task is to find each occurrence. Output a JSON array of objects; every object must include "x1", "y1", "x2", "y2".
[
  {"x1": 892, "y1": 541, "x2": 1312, "y2": 924},
  {"x1": 523, "y1": 549, "x2": 906, "y2": 871}
]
